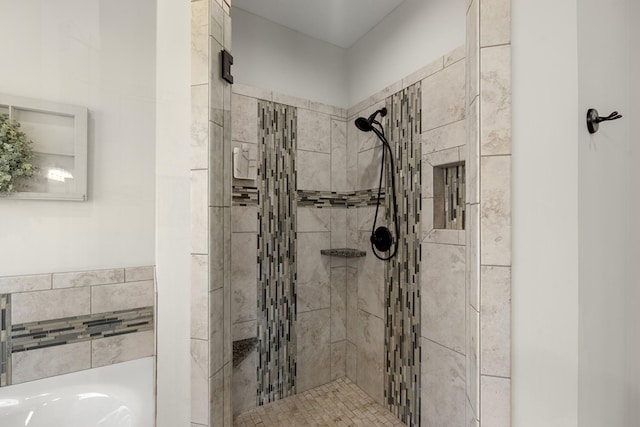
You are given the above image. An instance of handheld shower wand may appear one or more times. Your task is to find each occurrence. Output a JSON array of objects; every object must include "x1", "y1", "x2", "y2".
[{"x1": 354, "y1": 108, "x2": 399, "y2": 261}]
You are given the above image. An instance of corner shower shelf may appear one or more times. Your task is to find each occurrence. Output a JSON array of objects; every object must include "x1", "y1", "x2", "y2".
[
  {"x1": 320, "y1": 248, "x2": 366, "y2": 258},
  {"x1": 232, "y1": 337, "x2": 258, "y2": 367}
]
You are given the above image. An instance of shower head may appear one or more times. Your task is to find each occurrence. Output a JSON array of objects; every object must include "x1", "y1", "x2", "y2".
[{"x1": 354, "y1": 108, "x2": 387, "y2": 132}]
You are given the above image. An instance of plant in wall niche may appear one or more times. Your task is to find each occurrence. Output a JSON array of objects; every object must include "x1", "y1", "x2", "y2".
[{"x1": 0, "y1": 114, "x2": 36, "y2": 194}]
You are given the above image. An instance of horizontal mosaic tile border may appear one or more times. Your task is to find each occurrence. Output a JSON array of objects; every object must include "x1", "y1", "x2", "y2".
[
  {"x1": 0, "y1": 294, "x2": 10, "y2": 387},
  {"x1": 233, "y1": 185, "x2": 259, "y2": 206},
  {"x1": 11, "y1": 306, "x2": 154, "y2": 353},
  {"x1": 232, "y1": 186, "x2": 384, "y2": 208}
]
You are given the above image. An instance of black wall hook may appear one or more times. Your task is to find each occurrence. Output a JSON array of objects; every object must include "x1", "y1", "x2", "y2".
[{"x1": 587, "y1": 108, "x2": 622, "y2": 134}]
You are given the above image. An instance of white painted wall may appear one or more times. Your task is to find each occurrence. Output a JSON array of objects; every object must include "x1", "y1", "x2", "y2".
[
  {"x1": 0, "y1": 0, "x2": 156, "y2": 276},
  {"x1": 577, "y1": 0, "x2": 637, "y2": 425},
  {"x1": 155, "y1": 0, "x2": 191, "y2": 425},
  {"x1": 347, "y1": 0, "x2": 464, "y2": 106},
  {"x1": 232, "y1": 0, "x2": 464, "y2": 108},
  {"x1": 511, "y1": 0, "x2": 580, "y2": 426},
  {"x1": 232, "y1": 7, "x2": 349, "y2": 107}
]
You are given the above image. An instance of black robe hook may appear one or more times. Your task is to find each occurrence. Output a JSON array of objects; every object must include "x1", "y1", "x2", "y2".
[{"x1": 587, "y1": 108, "x2": 622, "y2": 134}]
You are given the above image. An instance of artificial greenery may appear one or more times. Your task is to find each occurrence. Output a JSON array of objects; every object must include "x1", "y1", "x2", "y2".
[{"x1": 0, "y1": 114, "x2": 35, "y2": 194}]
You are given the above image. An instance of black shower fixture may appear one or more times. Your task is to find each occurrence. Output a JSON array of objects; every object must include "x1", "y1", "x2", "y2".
[
  {"x1": 354, "y1": 107, "x2": 399, "y2": 261},
  {"x1": 355, "y1": 108, "x2": 387, "y2": 132}
]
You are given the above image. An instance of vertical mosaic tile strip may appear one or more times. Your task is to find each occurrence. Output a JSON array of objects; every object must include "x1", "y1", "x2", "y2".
[
  {"x1": 444, "y1": 164, "x2": 466, "y2": 230},
  {"x1": 0, "y1": 294, "x2": 10, "y2": 387},
  {"x1": 257, "y1": 100, "x2": 297, "y2": 405},
  {"x1": 384, "y1": 83, "x2": 422, "y2": 425}
]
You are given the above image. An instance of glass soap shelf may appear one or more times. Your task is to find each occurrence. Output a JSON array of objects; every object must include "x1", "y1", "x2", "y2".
[{"x1": 320, "y1": 248, "x2": 366, "y2": 258}]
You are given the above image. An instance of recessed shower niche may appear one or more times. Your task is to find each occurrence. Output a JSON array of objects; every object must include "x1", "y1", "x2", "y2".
[{"x1": 434, "y1": 162, "x2": 465, "y2": 230}]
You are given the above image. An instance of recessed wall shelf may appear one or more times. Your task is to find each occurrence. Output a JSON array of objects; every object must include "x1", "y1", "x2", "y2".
[
  {"x1": 434, "y1": 162, "x2": 466, "y2": 230},
  {"x1": 320, "y1": 248, "x2": 367, "y2": 258},
  {"x1": 0, "y1": 93, "x2": 88, "y2": 201}
]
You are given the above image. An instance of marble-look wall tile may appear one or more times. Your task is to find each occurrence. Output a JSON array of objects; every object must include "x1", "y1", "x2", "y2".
[
  {"x1": 192, "y1": 255, "x2": 209, "y2": 340},
  {"x1": 232, "y1": 350, "x2": 257, "y2": 416},
  {"x1": 231, "y1": 320, "x2": 256, "y2": 341},
  {"x1": 421, "y1": 243, "x2": 465, "y2": 353},
  {"x1": 231, "y1": 94, "x2": 258, "y2": 144},
  {"x1": 346, "y1": 119, "x2": 359, "y2": 191},
  {"x1": 297, "y1": 207, "x2": 331, "y2": 232},
  {"x1": 480, "y1": 155, "x2": 511, "y2": 266},
  {"x1": 211, "y1": 287, "x2": 225, "y2": 374},
  {"x1": 357, "y1": 101, "x2": 386, "y2": 153},
  {"x1": 297, "y1": 150, "x2": 331, "y2": 191},
  {"x1": 210, "y1": 207, "x2": 231, "y2": 293},
  {"x1": 422, "y1": 120, "x2": 466, "y2": 154},
  {"x1": 466, "y1": 306, "x2": 480, "y2": 418},
  {"x1": 231, "y1": 233, "x2": 257, "y2": 323},
  {"x1": 481, "y1": 266, "x2": 511, "y2": 377},
  {"x1": 357, "y1": 310, "x2": 384, "y2": 405},
  {"x1": 11, "y1": 341, "x2": 91, "y2": 384},
  {"x1": 466, "y1": 203, "x2": 480, "y2": 310},
  {"x1": 331, "y1": 341, "x2": 346, "y2": 380},
  {"x1": 12, "y1": 287, "x2": 90, "y2": 324},
  {"x1": 356, "y1": 232, "x2": 385, "y2": 319},
  {"x1": 298, "y1": 109, "x2": 331, "y2": 153},
  {"x1": 357, "y1": 147, "x2": 383, "y2": 191},
  {"x1": 191, "y1": 338, "x2": 209, "y2": 425},
  {"x1": 330, "y1": 209, "x2": 347, "y2": 248},
  {"x1": 331, "y1": 119, "x2": 348, "y2": 192},
  {"x1": 53, "y1": 268, "x2": 124, "y2": 289},
  {"x1": 231, "y1": 206, "x2": 258, "y2": 233},
  {"x1": 346, "y1": 340, "x2": 357, "y2": 382},
  {"x1": 421, "y1": 338, "x2": 465, "y2": 427},
  {"x1": 210, "y1": 366, "x2": 224, "y2": 427},
  {"x1": 191, "y1": 170, "x2": 208, "y2": 254},
  {"x1": 466, "y1": 98, "x2": 480, "y2": 205},
  {"x1": 309, "y1": 101, "x2": 345, "y2": 118},
  {"x1": 466, "y1": 0, "x2": 480, "y2": 105},
  {"x1": 480, "y1": 0, "x2": 511, "y2": 47},
  {"x1": 232, "y1": 84, "x2": 272, "y2": 101},
  {"x1": 422, "y1": 60, "x2": 465, "y2": 131},
  {"x1": 403, "y1": 56, "x2": 444, "y2": 89},
  {"x1": 272, "y1": 92, "x2": 309, "y2": 110},
  {"x1": 370, "y1": 81, "x2": 403, "y2": 105},
  {"x1": 480, "y1": 376, "x2": 511, "y2": 427},
  {"x1": 210, "y1": 122, "x2": 226, "y2": 206},
  {"x1": 297, "y1": 232, "x2": 331, "y2": 312},
  {"x1": 91, "y1": 281, "x2": 154, "y2": 314},
  {"x1": 481, "y1": 45, "x2": 512, "y2": 156},
  {"x1": 331, "y1": 267, "x2": 347, "y2": 342},
  {"x1": 92, "y1": 330, "x2": 154, "y2": 368},
  {"x1": 191, "y1": 84, "x2": 209, "y2": 170},
  {"x1": 445, "y1": 45, "x2": 466, "y2": 67},
  {"x1": 191, "y1": 0, "x2": 208, "y2": 86},
  {"x1": 346, "y1": 267, "x2": 358, "y2": 343},
  {"x1": 0, "y1": 274, "x2": 50, "y2": 294},
  {"x1": 125, "y1": 266, "x2": 155, "y2": 282},
  {"x1": 297, "y1": 309, "x2": 331, "y2": 392},
  {"x1": 210, "y1": 39, "x2": 225, "y2": 127},
  {"x1": 467, "y1": 396, "x2": 479, "y2": 427}
]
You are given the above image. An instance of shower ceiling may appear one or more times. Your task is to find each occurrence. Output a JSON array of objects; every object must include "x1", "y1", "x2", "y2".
[{"x1": 232, "y1": 0, "x2": 406, "y2": 48}]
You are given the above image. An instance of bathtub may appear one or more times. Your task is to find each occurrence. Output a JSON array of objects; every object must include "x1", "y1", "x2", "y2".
[{"x1": 0, "y1": 357, "x2": 154, "y2": 427}]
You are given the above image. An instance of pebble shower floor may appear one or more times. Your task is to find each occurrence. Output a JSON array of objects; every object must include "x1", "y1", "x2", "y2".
[{"x1": 233, "y1": 378, "x2": 406, "y2": 426}]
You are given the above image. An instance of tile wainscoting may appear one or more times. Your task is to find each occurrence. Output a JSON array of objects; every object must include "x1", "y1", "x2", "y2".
[{"x1": 0, "y1": 266, "x2": 155, "y2": 387}]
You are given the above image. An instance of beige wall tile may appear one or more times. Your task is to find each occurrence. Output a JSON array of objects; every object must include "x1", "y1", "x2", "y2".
[
  {"x1": 357, "y1": 147, "x2": 383, "y2": 191},
  {"x1": 481, "y1": 376, "x2": 511, "y2": 427},
  {"x1": 297, "y1": 207, "x2": 331, "y2": 232},
  {"x1": 403, "y1": 56, "x2": 444, "y2": 89},
  {"x1": 422, "y1": 119, "x2": 466, "y2": 154},
  {"x1": 445, "y1": 45, "x2": 466, "y2": 67},
  {"x1": 231, "y1": 320, "x2": 256, "y2": 341},
  {"x1": 356, "y1": 232, "x2": 385, "y2": 319},
  {"x1": 422, "y1": 60, "x2": 465, "y2": 131},
  {"x1": 231, "y1": 233, "x2": 257, "y2": 323},
  {"x1": 53, "y1": 268, "x2": 124, "y2": 289},
  {"x1": 481, "y1": 45, "x2": 512, "y2": 156},
  {"x1": 191, "y1": 84, "x2": 209, "y2": 170},
  {"x1": 331, "y1": 267, "x2": 347, "y2": 342},
  {"x1": 191, "y1": 170, "x2": 208, "y2": 254},
  {"x1": 192, "y1": 255, "x2": 208, "y2": 340},
  {"x1": 191, "y1": 0, "x2": 209, "y2": 86},
  {"x1": 12, "y1": 287, "x2": 90, "y2": 324},
  {"x1": 92, "y1": 330, "x2": 154, "y2": 368},
  {"x1": 466, "y1": 98, "x2": 480, "y2": 204},
  {"x1": 346, "y1": 340, "x2": 357, "y2": 382},
  {"x1": 356, "y1": 310, "x2": 384, "y2": 405},
  {"x1": 346, "y1": 267, "x2": 358, "y2": 344},
  {"x1": 297, "y1": 309, "x2": 331, "y2": 392},
  {"x1": 421, "y1": 338, "x2": 465, "y2": 427},
  {"x1": 232, "y1": 351, "x2": 257, "y2": 416},
  {"x1": 272, "y1": 92, "x2": 309, "y2": 109},
  {"x1": 480, "y1": 0, "x2": 511, "y2": 47},
  {"x1": 232, "y1": 83, "x2": 272, "y2": 101},
  {"x1": 331, "y1": 119, "x2": 348, "y2": 192},
  {"x1": 480, "y1": 155, "x2": 511, "y2": 266},
  {"x1": 211, "y1": 287, "x2": 225, "y2": 374},
  {"x1": 231, "y1": 94, "x2": 258, "y2": 144},
  {"x1": 466, "y1": 203, "x2": 480, "y2": 310},
  {"x1": 125, "y1": 266, "x2": 155, "y2": 282},
  {"x1": 231, "y1": 206, "x2": 258, "y2": 233},
  {"x1": 481, "y1": 266, "x2": 511, "y2": 377},
  {"x1": 298, "y1": 109, "x2": 331, "y2": 153},
  {"x1": 357, "y1": 101, "x2": 386, "y2": 153},
  {"x1": 210, "y1": 366, "x2": 224, "y2": 427},
  {"x1": 466, "y1": 306, "x2": 480, "y2": 418},
  {"x1": 191, "y1": 338, "x2": 209, "y2": 425},
  {"x1": 466, "y1": 0, "x2": 480, "y2": 105},
  {"x1": 11, "y1": 341, "x2": 91, "y2": 384},
  {"x1": 422, "y1": 243, "x2": 466, "y2": 353},
  {"x1": 331, "y1": 341, "x2": 347, "y2": 380},
  {"x1": 297, "y1": 150, "x2": 331, "y2": 191},
  {"x1": 91, "y1": 280, "x2": 154, "y2": 314},
  {"x1": 0, "y1": 274, "x2": 50, "y2": 294},
  {"x1": 297, "y1": 232, "x2": 331, "y2": 312}
]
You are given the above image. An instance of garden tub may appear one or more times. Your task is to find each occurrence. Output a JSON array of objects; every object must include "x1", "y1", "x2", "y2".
[{"x1": 0, "y1": 357, "x2": 154, "y2": 426}]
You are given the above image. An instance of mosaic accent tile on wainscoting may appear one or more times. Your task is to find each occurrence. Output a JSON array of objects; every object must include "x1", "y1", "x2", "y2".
[
  {"x1": 384, "y1": 82, "x2": 422, "y2": 425},
  {"x1": 257, "y1": 100, "x2": 298, "y2": 405}
]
